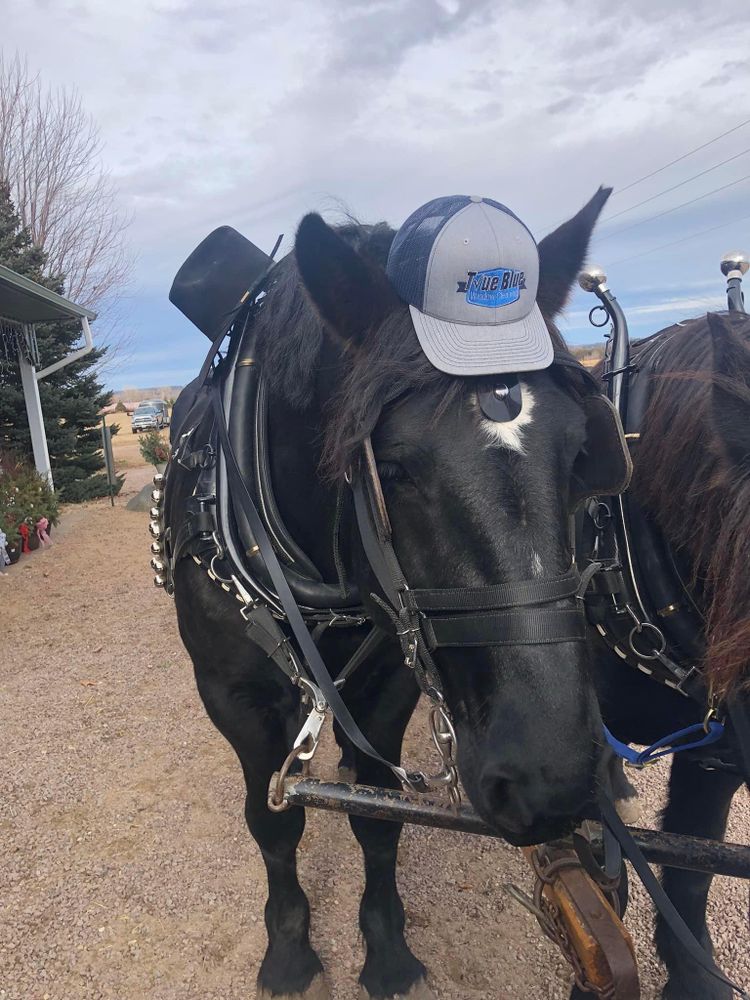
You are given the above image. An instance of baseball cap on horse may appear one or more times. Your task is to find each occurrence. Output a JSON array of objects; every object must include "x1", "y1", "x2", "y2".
[{"x1": 386, "y1": 195, "x2": 552, "y2": 375}]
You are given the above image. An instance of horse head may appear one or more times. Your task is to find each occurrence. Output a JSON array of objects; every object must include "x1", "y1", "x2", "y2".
[{"x1": 294, "y1": 189, "x2": 613, "y2": 845}]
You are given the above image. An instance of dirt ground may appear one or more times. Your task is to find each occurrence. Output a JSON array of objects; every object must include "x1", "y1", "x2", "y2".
[{"x1": 1, "y1": 452, "x2": 749, "y2": 1000}]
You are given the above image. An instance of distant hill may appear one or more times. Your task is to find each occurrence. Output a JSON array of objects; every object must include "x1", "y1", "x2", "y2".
[
  {"x1": 111, "y1": 385, "x2": 184, "y2": 405},
  {"x1": 571, "y1": 344, "x2": 605, "y2": 367}
]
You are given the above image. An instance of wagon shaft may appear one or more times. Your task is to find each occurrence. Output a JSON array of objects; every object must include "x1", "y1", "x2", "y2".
[
  {"x1": 271, "y1": 774, "x2": 750, "y2": 880},
  {"x1": 272, "y1": 775, "x2": 642, "y2": 998}
]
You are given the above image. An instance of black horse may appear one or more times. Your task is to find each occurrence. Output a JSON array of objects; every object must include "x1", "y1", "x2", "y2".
[
  {"x1": 164, "y1": 189, "x2": 622, "y2": 1000},
  {"x1": 579, "y1": 310, "x2": 750, "y2": 1000}
]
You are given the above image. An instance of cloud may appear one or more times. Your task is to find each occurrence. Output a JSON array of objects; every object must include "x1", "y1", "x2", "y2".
[{"x1": 3, "y1": 0, "x2": 749, "y2": 387}]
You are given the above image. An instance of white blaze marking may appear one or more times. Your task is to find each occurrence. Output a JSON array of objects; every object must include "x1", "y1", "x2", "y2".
[
  {"x1": 532, "y1": 553, "x2": 543, "y2": 577},
  {"x1": 474, "y1": 381, "x2": 535, "y2": 454}
]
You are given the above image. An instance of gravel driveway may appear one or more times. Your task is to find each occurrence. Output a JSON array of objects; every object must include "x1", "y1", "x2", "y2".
[{"x1": 1, "y1": 472, "x2": 748, "y2": 1000}]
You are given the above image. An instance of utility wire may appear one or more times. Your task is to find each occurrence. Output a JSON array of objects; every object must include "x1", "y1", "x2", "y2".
[
  {"x1": 609, "y1": 210, "x2": 750, "y2": 266},
  {"x1": 615, "y1": 117, "x2": 750, "y2": 195},
  {"x1": 601, "y1": 146, "x2": 750, "y2": 223},
  {"x1": 537, "y1": 118, "x2": 750, "y2": 233},
  {"x1": 595, "y1": 173, "x2": 750, "y2": 243}
]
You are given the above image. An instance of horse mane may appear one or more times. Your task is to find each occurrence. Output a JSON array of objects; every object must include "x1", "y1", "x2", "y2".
[
  {"x1": 253, "y1": 220, "x2": 583, "y2": 481},
  {"x1": 632, "y1": 311, "x2": 750, "y2": 695}
]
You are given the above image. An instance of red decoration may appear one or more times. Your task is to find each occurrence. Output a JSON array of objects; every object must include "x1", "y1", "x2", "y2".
[{"x1": 19, "y1": 522, "x2": 31, "y2": 553}]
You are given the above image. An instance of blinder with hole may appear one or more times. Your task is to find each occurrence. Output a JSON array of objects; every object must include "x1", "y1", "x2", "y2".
[{"x1": 478, "y1": 374, "x2": 522, "y2": 422}]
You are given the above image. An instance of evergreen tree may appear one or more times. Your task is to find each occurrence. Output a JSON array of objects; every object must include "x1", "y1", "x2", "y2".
[{"x1": 0, "y1": 182, "x2": 120, "y2": 501}]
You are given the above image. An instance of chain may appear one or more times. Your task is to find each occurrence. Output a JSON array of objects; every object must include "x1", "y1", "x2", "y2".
[
  {"x1": 428, "y1": 702, "x2": 461, "y2": 808},
  {"x1": 506, "y1": 848, "x2": 620, "y2": 1000}
]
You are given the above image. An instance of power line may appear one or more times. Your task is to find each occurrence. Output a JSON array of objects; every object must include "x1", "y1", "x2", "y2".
[
  {"x1": 595, "y1": 173, "x2": 750, "y2": 243},
  {"x1": 537, "y1": 117, "x2": 750, "y2": 233},
  {"x1": 614, "y1": 117, "x2": 750, "y2": 196},
  {"x1": 609, "y1": 210, "x2": 750, "y2": 266},
  {"x1": 601, "y1": 146, "x2": 750, "y2": 224}
]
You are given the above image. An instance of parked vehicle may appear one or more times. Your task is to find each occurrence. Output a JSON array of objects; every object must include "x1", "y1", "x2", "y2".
[
  {"x1": 131, "y1": 403, "x2": 167, "y2": 434},
  {"x1": 143, "y1": 399, "x2": 170, "y2": 426}
]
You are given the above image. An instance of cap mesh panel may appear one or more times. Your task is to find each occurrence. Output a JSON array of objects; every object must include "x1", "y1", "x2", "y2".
[{"x1": 386, "y1": 195, "x2": 470, "y2": 308}]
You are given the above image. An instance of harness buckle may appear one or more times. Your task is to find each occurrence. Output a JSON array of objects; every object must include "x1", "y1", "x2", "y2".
[{"x1": 294, "y1": 706, "x2": 326, "y2": 762}]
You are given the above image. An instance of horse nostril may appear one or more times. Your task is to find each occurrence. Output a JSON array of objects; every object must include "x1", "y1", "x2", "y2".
[{"x1": 478, "y1": 764, "x2": 535, "y2": 831}]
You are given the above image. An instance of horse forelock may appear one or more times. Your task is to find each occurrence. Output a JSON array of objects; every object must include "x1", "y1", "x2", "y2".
[{"x1": 632, "y1": 312, "x2": 750, "y2": 695}]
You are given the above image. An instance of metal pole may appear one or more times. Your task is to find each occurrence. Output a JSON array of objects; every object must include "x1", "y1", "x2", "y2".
[
  {"x1": 577, "y1": 267, "x2": 630, "y2": 420},
  {"x1": 18, "y1": 349, "x2": 53, "y2": 487},
  {"x1": 273, "y1": 775, "x2": 750, "y2": 879},
  {"x1": 100, "y1": 415, "x2": 115, "y2": 507}
]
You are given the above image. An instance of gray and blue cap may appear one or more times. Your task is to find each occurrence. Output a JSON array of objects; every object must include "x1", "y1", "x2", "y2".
[{"x1": 386, "y1": 195, "x2": 553, "y2": 375}]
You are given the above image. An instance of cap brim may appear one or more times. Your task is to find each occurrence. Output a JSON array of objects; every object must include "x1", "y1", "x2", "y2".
[{"x1": 408, "y1": 302, "x2": 554, "y2": 375}]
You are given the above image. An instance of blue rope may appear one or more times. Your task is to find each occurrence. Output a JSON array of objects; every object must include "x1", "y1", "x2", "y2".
[{"x1": 604, "y1": 720, "x2": 725, "y2": 767}]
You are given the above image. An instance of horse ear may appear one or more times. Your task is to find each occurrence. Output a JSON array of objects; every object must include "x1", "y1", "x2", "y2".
[
  {"x1": 708, "y1": 311, "x2": 750, "y2": 468},
  {"x1": 536, "y1": 186, "x2": 612, "y2": 319},
  {"x1": 295, "y1": 213, "x2": 397, "y2": 345}
]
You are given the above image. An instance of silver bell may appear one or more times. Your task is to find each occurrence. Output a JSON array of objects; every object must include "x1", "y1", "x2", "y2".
[
  {"x1": 150, "y1": 541, "x2": 163, "y2": 555},
  {"x1": 153, "y1": 473, "x2": 165, "y2": 487},
  {"x1": 154, "y1": 574, "x2": 166, "y2": 588},
  {"x1": 150, "y1": 557, "x2": 165, "y2": 573},
  {"x1": 148, "y1": 520, "x2": 162, "y2": 538},
  {"x1": 151, "y1": 489, "x2": 164, "y2": 504},
  {"x1": 150, "y1": 506, "x2": 161, "y2": 520}
]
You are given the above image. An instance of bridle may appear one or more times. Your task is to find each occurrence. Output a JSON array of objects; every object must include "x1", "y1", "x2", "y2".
[{"x1": 350, "y1": 436, "x2": 594, "y2": 705}]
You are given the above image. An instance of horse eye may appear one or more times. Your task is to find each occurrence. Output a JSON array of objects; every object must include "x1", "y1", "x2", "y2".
[{"x1": 376, "y1": 460, "x2": 409, "y2": 484}]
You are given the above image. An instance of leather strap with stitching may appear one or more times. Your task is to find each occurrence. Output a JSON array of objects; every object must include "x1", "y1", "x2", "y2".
[
  {"x1": 409, "y1": 571, "x2": 581, "y2": 612},
  {"x1": 423, "y1": 608, "x2": 587, "y2": 649}
]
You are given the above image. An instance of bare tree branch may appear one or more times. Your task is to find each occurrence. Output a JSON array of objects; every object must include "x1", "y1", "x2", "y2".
[{"x1": 0, "y1": 52, "x2": 133, "y2": 363}]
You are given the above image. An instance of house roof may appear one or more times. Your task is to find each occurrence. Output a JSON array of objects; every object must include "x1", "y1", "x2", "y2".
[{"x1": 0, "y1": 264, "x2": 96, "y2": 324}]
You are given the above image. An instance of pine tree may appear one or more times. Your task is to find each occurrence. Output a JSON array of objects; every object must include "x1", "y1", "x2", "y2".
[{"x1": 0, "y1": 182, "x2": 120, "y2": 501}]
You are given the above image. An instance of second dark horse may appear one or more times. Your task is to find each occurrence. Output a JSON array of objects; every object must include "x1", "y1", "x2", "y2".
[{"x1": 166, "y1": 190, "x2": 615, "y2": 999}]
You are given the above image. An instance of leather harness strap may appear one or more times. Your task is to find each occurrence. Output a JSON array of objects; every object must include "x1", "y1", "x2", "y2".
[
  {"x1": 411, "y1": 571, "x2": 582, "y2": 611},
  {"x1": 423, "y1": 609, "x2": 586, "y2": 649},
  {"x1": 353, "y1": 435, "x2": 590, "y2": 658},
  {"x1": 349, "y1": 435, "x2": 595, "y2": 719},
  {"x1": 210, "y1": 378, "x2": 428, "y2": 791}
]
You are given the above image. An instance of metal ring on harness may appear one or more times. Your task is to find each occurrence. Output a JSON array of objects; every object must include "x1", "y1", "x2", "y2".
[
  {"x1": 268, "y1": 739, "x2": 314, "y2": 812},
  {"x1": 592, "y1": 502, "x2": 611, "y2": 531},
  {"x1": 628, "y1": 621, "x2": 667, "y2": 661},
  {"x1": 589, "y1": 305, "x2": 610, "y2": 328}
]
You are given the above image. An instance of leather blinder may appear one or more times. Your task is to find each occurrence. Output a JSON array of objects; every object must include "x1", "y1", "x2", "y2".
[{"x1": 570, "y1": 395, "x2": 633, "y2": 508}]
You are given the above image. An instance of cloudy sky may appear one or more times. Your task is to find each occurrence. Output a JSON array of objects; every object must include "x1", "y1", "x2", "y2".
[{"x1": 4, "y1": 0, "x2": 750, "y2": 389}]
